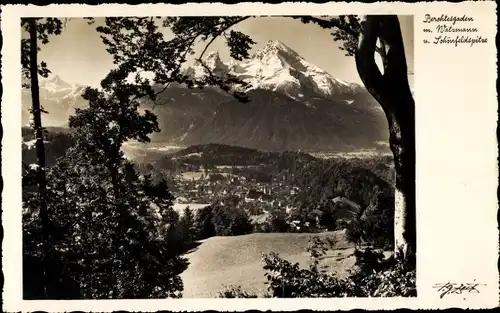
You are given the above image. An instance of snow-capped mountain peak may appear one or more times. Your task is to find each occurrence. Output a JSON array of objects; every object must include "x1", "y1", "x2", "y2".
[
  {"x1": 186, "y1": 39, "x2": 364, "y2": 100},
  {"x1": 22, "y1": 75, "x2": 88, "y2": 126},
  {"x1": 189, "y1": 51, "x2": 228, "y2": 80},
  {"x1": 253, "y1": 40, "x2": 300, "y2": 60},
  {"x1": 201, "y1": 51, "x2": 222, "y2": 64},
  {"x1": 47, "y1": 75, "x2": 66, "y2": 85},
  {"x1": 39, "y1": 75, "x2": 83, "y2": 94}
]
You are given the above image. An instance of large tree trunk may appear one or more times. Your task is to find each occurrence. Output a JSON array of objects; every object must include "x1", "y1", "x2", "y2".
[
  {"x1": 107, "y1": 162, "x2": 123, "y2": 298},
  {"x1": 355, "y1": 15, "x2": 416, "y2": 260},
  {"x1": 28, "y1": 18, "x2": 51, "y2": 296}
]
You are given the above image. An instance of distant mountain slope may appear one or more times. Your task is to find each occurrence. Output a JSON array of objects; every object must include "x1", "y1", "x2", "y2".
[
  {"x1": 22, "y1": 126, "x2": 74, "y2": 168},
  {"x1": 149, "y1": 40, "x2": 388, "y2": 151},
  {"x1": 22, "y1": 75, "x2": 87, "y2": 126},
  {"x1": 23, "y1": 40, "x2": 390, "y2": 152},
  {"x1": 292, "y1": 159, "x2": 393, "y2": 208},
  {"x1": 148, "y1": 86, "x2": 388, "y2": 152},
  {"x1": 169, "y1": 143, "x2": 316, "y2": 166}
]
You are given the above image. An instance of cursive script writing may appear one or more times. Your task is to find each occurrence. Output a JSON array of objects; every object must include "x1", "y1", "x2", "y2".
[
  {"x1": 433, "y1": 282, "x2": 485, "y2": 298},
  {"x1": 436, "y1": 24, "x2": 478, "y2": 33},
  {"x1": 421, "y1": 13, "x2": 488, "y2": 47},
  {"x1": 423, "y1": 14, "x2": 474, "y2": 25},
  {"x1": 433, "y1": 35, "x2": 488, "y2": 47}
]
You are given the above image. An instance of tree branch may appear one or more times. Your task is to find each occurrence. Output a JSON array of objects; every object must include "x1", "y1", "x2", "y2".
[
  {"x1": 198, "y1": 16, "x2": 251, "y2": 61},
  {"x1": 196, "y1": 61, "x2": 245, "y2": 99},
  {"x1": 378, "y1": 15, "x2": 409, "y2": 80},
  {"x1": 143, "y1": 17, "x2": 251, "y2": 108},
  {"x1": 293, "y1": 15, "x2": 385, "y2": 60},
  {"x1": 121, "y1": 33, "x2": 200, "y2": 108},
  {"x1": 355, "y1": 16, "x2": 384, "y2": 98},
  {"x1": 148, "y1": 35, "x2": 200, "y2": 109},
  {"x1": 292, "y1": 16, "x2": 359, "y2": 38}
]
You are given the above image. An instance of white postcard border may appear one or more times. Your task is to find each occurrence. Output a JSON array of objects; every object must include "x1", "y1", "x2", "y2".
[{"x1": 2, "y1": 2, "x2": 498, "y2": 311}]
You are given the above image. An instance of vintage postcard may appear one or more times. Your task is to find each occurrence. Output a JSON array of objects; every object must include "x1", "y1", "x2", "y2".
[{"x1": 1, "y1": 1, "x2": 498, "y2": 311}]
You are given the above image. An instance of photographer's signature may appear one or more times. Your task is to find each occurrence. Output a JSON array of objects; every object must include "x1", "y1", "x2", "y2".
[{"x1": 433, "y1": 281, "x2": 486, "y2": 298}]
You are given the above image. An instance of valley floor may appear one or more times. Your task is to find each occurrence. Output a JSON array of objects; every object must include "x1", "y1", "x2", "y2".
[{"x1": 180, "y1": 230, "x2": 358, "y2": 298}]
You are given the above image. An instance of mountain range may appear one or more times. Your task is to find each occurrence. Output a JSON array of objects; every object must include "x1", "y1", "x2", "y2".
[
  {"x1": 22, "y1": 40, "x2": 390, "y2": 152},
  {"x1": 185, "y1": 40, "x2": 365, "y2": 100},
  {"x1": 22, "y1": 75, "x2": 87, "y2": 126}
]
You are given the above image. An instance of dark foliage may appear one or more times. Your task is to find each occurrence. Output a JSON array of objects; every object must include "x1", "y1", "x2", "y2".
[
  {"x1": 22, "y1": 127, "x2": 74, "y2": 168},
  {"x1": 192, "y1": 202, "x2": 254, "y2": 238},
  {"x1": 217, "y1": 285, "x2": 260, "y2": 298},
  {"x1": 218, "y1": 237, "x2": 416, "y2": 298},
  {"x1": 193, "y1": 205, "x2": 216, "y2": 240},
  {"x1": 21, "y1": 18, "x2": 64, "y2": 89},
  {"x1": 22, "y1": 59, "x2": 187, "y2": 298},
  {"x1": 170, "y1": 143, "x2": 315, "y2": 167},
  {"x1": 179, "y1": 206, "x2": 196, "y2": 243},
  {"x1": 211, "y1": 203, "x2": 254, "y2": 236}
]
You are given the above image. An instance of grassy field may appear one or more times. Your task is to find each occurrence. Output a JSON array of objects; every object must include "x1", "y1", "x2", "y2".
[{"x1": 180, "y1": 230, "x2": 358, "y2": 298}]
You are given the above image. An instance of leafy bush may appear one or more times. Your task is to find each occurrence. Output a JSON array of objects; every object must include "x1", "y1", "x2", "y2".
[
  {"x1": 262, "y1": 252, "x2": 354, "y2": 297},
  {"x1": 218, "y1": 236, "x2": 416, "y2": 298},
  {"x1": 217, "y1": 285, "x2": 259, "y2": 298},
  {"x1": 192, "y1": 200, "x2": 253, "y2": 239},
  {"x1": 343, "y1": 185, "x2": 395, "y2": 249},
  {"x1": 193, "y1": 206, "x2": 216, "y2": 240},
  {"x1": 256, "y1": 210, "x2": 290, "y2": 233},
  {"x1": 211, "y1": 204, "x2": 253, "y2": 236},
  {"x1": 261, "y1": 236, "x2": 352, "y2": 298},
  {"x1": 353, "y1": 258, "x2": 416, "y2": 297}
]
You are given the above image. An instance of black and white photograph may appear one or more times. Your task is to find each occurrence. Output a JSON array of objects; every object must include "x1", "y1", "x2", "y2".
[
  {"x1": 1, "y1": 1, "x2": 499, "y2": 311},
  {"x1": 19, "y1": 14, "x2": 417, "y2": 299},
  {"x1": 19, "y1": 14, "x2": 418, "y2": 300}
]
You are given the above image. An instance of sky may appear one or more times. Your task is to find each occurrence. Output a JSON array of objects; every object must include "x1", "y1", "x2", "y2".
[{"x1": 32, "y1": 16, "x2": 414, "y2": 88}]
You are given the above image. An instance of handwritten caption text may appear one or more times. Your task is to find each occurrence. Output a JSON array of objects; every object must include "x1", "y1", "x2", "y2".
[{"x1": 422, "y1": 14, "x2": 488, "y2": 47}]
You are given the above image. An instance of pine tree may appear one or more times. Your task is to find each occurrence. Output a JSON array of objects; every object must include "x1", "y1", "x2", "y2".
[
  {"x1": 193, "y1": 206, "x2": 216, "y2": 240},
  {"x1": 180, "y1": 206, "x2": 195, "y2": 243}
]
